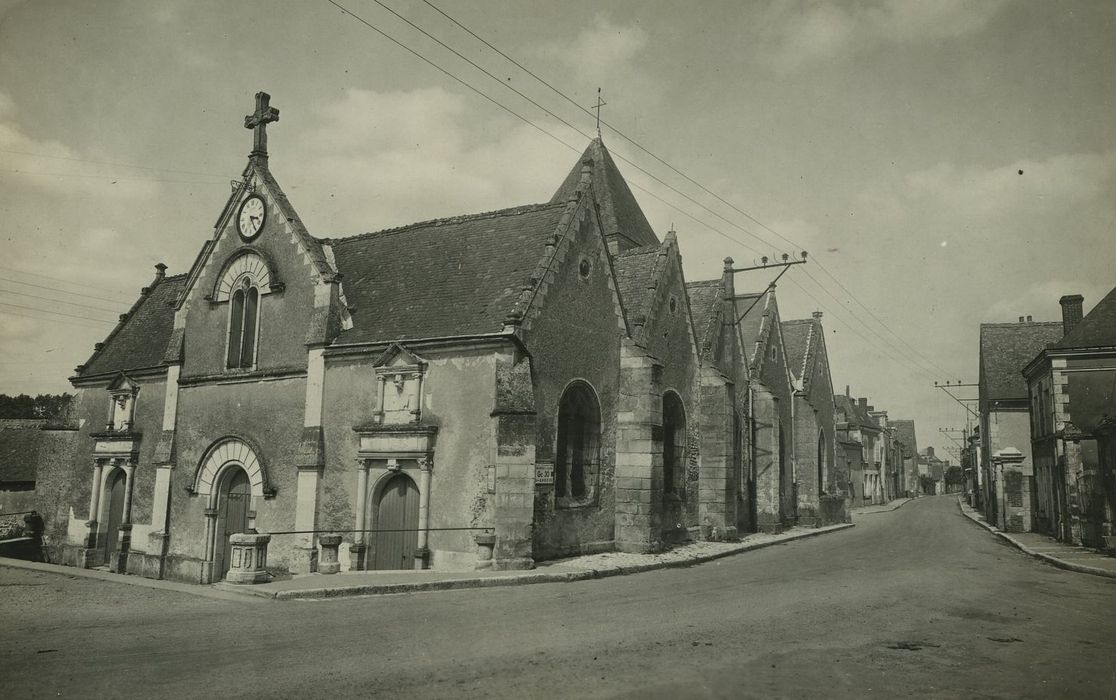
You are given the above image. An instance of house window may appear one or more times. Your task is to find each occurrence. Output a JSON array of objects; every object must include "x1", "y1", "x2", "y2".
[
  {"x1": 227, "y1": 277, "x2": 260, "y2": 369},
  {"x1": 555, "y1": 381, "x2": 601, "y2": 504},
  {"x1": 663, "y1": 391, "x2": 687, "y2": 494}
]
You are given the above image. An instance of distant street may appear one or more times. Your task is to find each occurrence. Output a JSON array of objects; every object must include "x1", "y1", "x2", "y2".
[{"x1": 2, "y1": 495, "x2": 1114, "y2": 699}]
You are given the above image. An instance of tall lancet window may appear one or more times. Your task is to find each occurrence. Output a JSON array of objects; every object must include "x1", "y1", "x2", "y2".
[
  {"x1": 227, "y1": 277, "x2": 260, "y2": 369},
  {"x1": 555, "y1": 381, "x2": 601, "y2": 505}
]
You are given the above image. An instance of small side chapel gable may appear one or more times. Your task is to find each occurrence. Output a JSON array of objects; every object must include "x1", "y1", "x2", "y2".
[
  {"x1": 502, "y1": 164, "x2": 627, "y2": 340},
  {"x1": 616, "y1": 232, "x2": 701, "y2": 364}
]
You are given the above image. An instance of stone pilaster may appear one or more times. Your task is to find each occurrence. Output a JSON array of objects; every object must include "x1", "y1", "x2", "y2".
[
  {"x1": 752, "y1": 383, "x2": 781, "y2": 532},
  {"x1": 615, "y1": 340, "x2": 664, "y2": 552},
  {"x1": 492, "y1": 412, "x2": 536, "y2": 570},
  {"x1": 698, "y1": 368, "x2": 734, "y2": 539}
]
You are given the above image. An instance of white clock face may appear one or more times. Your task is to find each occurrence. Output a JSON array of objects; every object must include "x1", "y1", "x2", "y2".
[{"x1": 238, "y1": 196, "x2": 266, "y2": 240}]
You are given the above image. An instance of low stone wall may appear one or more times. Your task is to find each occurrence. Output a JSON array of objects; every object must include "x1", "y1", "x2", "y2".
[{"x1": 0, "y1": 537, "x2": 43, "y2": 561}]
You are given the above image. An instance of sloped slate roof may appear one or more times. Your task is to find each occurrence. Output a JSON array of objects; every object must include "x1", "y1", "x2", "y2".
[
  {"x1": 551, "y1": 138, "x2": 659, "y2": 250},
  {"x1": 737, "y1": 291, "x2": 773, "y2": 370},
  {"x1": 1053, "y1": 286, "x2": 1116, "y2": 349},
  {"x1": 781, "y1": 319, "x2": 812, "y2": 382},
  {"x1": 80, "y1": 275, "x2": 186, "y2": 377},
  {"x1": 834, "y1": 395, "x2": 878, "y2": 431},
  {"x1": 613, "y1": 244, "x2": 661, "y2": 330},
  {"x1": 686, "y1": 280, "x2": 723, "y2": 358},
  {"x1": 979, "y1": 321, "x2": 1063, "y2": 400},
  {"x1": 326, "y1": 203, "x2": 567, "y2": 344}
]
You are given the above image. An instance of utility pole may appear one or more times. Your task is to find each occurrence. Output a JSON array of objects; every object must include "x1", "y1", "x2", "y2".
[{"x1": 728, "y1": 252, "x2": 809, "y2": 324}]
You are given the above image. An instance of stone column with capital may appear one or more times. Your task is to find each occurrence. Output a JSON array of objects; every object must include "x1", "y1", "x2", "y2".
[
  {"x1": 350, "y1": 459, "x2": 370, "y2": 570},
  {"x1": 79, "y1": 459, "x2": 107, "y2": 568},
  {"x1": 414, "y1": 456, "x2": 433, "y2": 569}
]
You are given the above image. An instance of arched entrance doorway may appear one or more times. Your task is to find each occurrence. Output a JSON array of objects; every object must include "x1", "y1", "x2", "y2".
[
  {"x1": 103, "y1": 468, "x2": 127, "y2": 559},
  {"x1": 214, "y1": 468, "x2": 251, "y2": 580},
  {"x1": 373, "y1": 472, "x2": 419, "y2": 570}
]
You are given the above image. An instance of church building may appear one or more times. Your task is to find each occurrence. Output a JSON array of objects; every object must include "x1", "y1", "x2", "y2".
[{"x1": 43, "y1": 93, "x2": 838, "y2": 583}]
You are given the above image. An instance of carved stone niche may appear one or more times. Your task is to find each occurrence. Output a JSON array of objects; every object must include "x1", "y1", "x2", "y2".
[{"x1": 372, "y1": 343, "x2": 429, "y2": 426}]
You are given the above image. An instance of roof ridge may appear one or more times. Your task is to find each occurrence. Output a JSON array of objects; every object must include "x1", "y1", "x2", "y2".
[
  {"x1": 614, "y1": 243, "x2": 661, "y2": 258},
  {"x1": 323, "y1": 202, "x2": 560, "y2": 244},
  {"x1": 686, "y1": 279, "x2": 721, "y2": 288},
  {"x1": 980, "y1": 321, "x2": 1061, "y2": 327}
]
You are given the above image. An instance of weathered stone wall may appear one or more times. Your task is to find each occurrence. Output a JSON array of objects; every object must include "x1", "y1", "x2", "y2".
[
  {"x1": 526, "y1": 207, "x2": 623, "y2": 560},
  {"x1": 319, "y1": 346, "x2": 500, "y2": 569}
]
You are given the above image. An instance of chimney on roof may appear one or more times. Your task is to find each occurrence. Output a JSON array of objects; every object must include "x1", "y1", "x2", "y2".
[
  {"x1": 1026, "y1": 315, "x2": 1032, "y2": 322},
  {"x1": 867, "y1": 405, "x2": 875, "y2": 412},
  {"x1": 1060, "y1": 294, "x2": 1084, "y2": 337},
  {"x1": 846, "y1": 385, "x2": 850, "y2": 397},
  {"x1": 812, "y1": 311, "x2": 823, "y2": 320},
  {"x1": 155, "y1": 262, "x2": 167, "y2": 280},
  {"x1": 858, "y1": 397, "x2": 867, "y2": 409},
  {"x1": 1018, "y1": 316, "x2": 1025, "y2": 323},
  {"x1": 926, "y1": 446, "x2": 935, "y2": 457},
  {"x1": 722, "y1": 258, "x2": 735, "y2": 301}
]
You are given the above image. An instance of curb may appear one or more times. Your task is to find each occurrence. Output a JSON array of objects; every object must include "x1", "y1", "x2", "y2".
[
  {"x1": 261, "y1": 522, "x2": 856, "y2": 601},
  {"x1": 955, "y1": 498, "x2": 1116, "y2": 580},
  {"x1": 851, "y1": 497, "x2": 913, "y2": 516},
  {"x1": 0, "y1": 557, "x2": 268, "y2": 602}
]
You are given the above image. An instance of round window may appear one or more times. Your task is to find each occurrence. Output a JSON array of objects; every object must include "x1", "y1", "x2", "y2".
[
  {"x1": 669, "y1": 296, "x2": 678, "y2": 314},
  {"x1": 579, "y1": 259, "x2": 591, "y2": 279}
]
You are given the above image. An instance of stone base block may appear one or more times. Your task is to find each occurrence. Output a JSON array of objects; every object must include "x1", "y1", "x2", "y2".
[
  {"x1": 492, "y1": 557, "x2": 535, "y2": 571},
  {"x1": 78, "y1": 547, "x2": 104, "y2": 569}
]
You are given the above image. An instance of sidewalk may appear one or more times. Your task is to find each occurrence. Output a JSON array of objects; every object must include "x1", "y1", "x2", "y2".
[
  {"x1": 957, "y1": 497, "x2": 1116, "y2": 580},
  {"x1": 1, "y1": 522, "x2": 854, "y2": 602},
  {"x1": 850, "y1": 497, "x2": 912, "y2": 516}
]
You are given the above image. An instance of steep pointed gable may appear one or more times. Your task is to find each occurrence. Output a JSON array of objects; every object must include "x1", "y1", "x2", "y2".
[
  {"x1": 781, "y1": 319, "x2": 813, "y2": 384},
  {"x1": 325, "y1": 202, "x2": 570, "y2": 344},
  {"x1": 737, "y1": 290, "x2": 774, "y2": 371},
  {"x1": 551, "y1": 138, "x2": 659, "y2": 252},
  {"x1": 686, "y1": 280, "x2": 724, "y2": 361}
]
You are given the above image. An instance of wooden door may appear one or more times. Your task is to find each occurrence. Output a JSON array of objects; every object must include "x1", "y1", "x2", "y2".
[
  {"x1": 103, "y1": 470, "x2": 126, "y2": 557},
  {"x1": 215, "y1": 469, "x2": 251, "y2": 580},
  {"x1": 373, "y1": 474, "x2": 419, "y2": 570}
]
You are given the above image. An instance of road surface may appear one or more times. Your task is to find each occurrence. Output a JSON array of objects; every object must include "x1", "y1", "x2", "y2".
[{"x1": 1, "y1": 495, "x2": 1114, "y2": 698}]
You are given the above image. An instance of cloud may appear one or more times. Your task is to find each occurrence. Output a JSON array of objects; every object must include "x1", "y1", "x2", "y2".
[
  {"x1": 761, "y1": 0, "x2": 1007, "y2": 71},
  {"x1": 284, "y1": 87, "x2": 574, "y2": 235},
  {"x1": 0, "y1": 91, "x2": 159, "y2": 201}
]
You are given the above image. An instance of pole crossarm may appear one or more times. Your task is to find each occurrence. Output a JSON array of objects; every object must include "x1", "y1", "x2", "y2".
[{"x1": 732, "y1": 253, "x2": 808, "y2": 325}]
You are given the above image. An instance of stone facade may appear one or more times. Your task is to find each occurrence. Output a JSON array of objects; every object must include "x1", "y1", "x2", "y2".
[{"x1": 39, "y1": 97, "x2": 832, "y2": 584}]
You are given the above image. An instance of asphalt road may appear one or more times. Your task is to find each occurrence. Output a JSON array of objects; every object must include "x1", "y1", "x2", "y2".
[{"x1": 1, "y1": 495, "x2": 1114, "y2": 699}]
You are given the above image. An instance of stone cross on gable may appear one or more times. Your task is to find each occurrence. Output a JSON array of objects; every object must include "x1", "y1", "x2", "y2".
[{"x1": 244, "y1": 91, "x2": 280, "y2": 158}]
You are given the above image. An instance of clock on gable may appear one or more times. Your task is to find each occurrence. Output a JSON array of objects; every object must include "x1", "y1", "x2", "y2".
[{"x1": 237, "y1": 194, "x2": 266, "y2": 240}]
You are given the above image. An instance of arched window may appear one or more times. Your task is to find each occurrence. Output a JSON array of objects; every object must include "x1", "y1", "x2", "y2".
[
  {"x1": 227, "y1": 276, "x2": 260, "y2": 369},
  {"x1": 663, "y1": 391, "x2": 687, "y2": 495},
  {"x1": 555, "y1": 382, "x2": 601, "y2": 504}
]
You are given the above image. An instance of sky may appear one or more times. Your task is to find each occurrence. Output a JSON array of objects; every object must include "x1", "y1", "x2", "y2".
[{"x1": 0, "y1": 0, "x2": 1113, "y2": 458}]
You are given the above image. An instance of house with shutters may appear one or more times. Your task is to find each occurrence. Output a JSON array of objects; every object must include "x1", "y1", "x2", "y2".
[
  {"x1": 1023, "y1": 289, "x2": 1116, "y2": 552},
  {"x1": 977, "y1": 317, "x2": 1063, "y2": 531},
  {"x1": 35, "y1": 92, "x2": 845, "y2": 584}
]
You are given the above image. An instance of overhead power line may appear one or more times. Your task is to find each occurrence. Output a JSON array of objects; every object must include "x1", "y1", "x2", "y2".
[
  {"x1": 419, "y1": 0, "x2": 955, "y2": 379},
  {"x1": 326, "y1": 0, "x2": 948, "y2": 389},
  {"x1": 0, "y1": 276, "x2": 134, "y2": 306},
  {"x1": 0, "y1": 266, "x2": 136, "y2": 299},
  {"x1": 0, "y1": 148, "x2": 235, "y2": 180},
  {"x1": 0, "y1": 287, "x2": 125, "y2": 315},
  {"x1": 0, "y1": 301, "x2": 118, "y2": 325}
]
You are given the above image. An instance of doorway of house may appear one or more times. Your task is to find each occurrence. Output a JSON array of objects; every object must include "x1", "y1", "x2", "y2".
[
  {"x1": 373, "y1": 472, "x2": 419, "y2": 570},
  {"x1": 214, "y1": 467, "x2": 251, "y2": 580}
]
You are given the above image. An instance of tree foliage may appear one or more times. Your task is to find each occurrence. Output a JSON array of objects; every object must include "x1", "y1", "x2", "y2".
[{"x1": 0, "y1": 393, "x2": 73, "y2": 420}]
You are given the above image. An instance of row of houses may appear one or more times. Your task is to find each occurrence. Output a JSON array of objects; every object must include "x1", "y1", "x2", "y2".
[
  {"x1": 974, "y1": 291, "x2": 1116, "y2": 553},
  {"x1": 1, "y1": 94, "x2": 919, "y2": 583}
]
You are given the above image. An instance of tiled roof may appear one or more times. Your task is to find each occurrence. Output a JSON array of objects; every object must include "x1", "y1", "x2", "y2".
[
  {"x1": 1053, "y1": 286, "x2": 1116, "y2": 349},
  {"x1": 326, "y1": 203, "x2": 568, "y2": 344},
  {"x1": 781, "y1": 319, "x2": 813, "y2": 383},
  {"x1": 834, "y1": 395, "x2": 878, "y2": 431},
  {"x1": 613, "y1": 244, "x2": 662, "y2": 336},
  {"x1": 551, "y1": 139, "x2": 659, "y2": 251},
  {"x1": 686, "y1": 280, "x2": 723, "y2": 360},
  {"x1": 79, "y1": 274, "x2": 186, "y2": 377},
  {"x1": 979, "y1": 321, "x2": 1063, "y2": 400},
  {"x1": 737, "y1": 290, "x2": 774, "y2": 371}
]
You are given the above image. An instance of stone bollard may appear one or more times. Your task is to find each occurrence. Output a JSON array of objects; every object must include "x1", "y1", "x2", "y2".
[
  {"x1": 226, "y1": 531, "x2": 271, "y2": 584},
  {"x1": 318, "y1": 533, "x2": 342, "y2": 575},
  {"x1": 474, "y1": 532, "x2": 496, "y2": 569}
]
